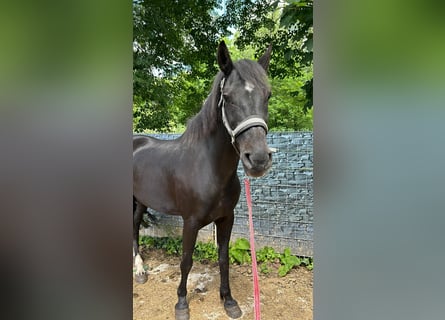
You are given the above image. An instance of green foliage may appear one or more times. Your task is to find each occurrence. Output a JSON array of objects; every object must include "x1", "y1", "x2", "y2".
[
  {"x1": 259, "y1": 263, "x2": 272, "y2": 275},
  {"x1": 257, "y1": 246, "x2": 279, "y2": 275},
  {"x1": 162, "y1": 237, "x2": 183, "y2": 255},
  {"x1": 193, "y1": 241, "x2": 218, "y2": 263},
  {"x1": 140, "y1": 236, "x2": 219, "y2": 262},
  {"x1": 139, "y1": 236, "x2": 313, "y2": 274},
  {"x1": 301, "y1": 257, "x2": 314, "y2": 271},
  {"x1": 139, "y1": 235, "x2": 155, "y2": 248},
  {"x1": 257, "y1": 245, "x2": 313, "y2": 275},
  {"x1": 257, "y1": 246, "x2": 281, "y2": 263},
  {"x1": 139, "y1": 236, "x2": 182, "y2": 255},
  {"x1": 229, "y1": 238, "x2": 251, "y2": 264},
  {"x1": 133, "y1": 0, "x2": 313, "y2": 132},
  {"x1": 278, "y1": 248, "x2": 301, "y2": 276},
  {"x1": 133, "y1": 93, "x2": 173, "y2": 133},
  {"x1": 133, "y1": 0, "x2": 228, "y2": 132},
  {"x1": 225, "y1": 37, "x2": 313, "y2": 131},
  {"x1": 268, "y1": 76, "x2": 313, "y2": 131},
  {"x1": 226, "y1": 0, "x2": 313, "y2": 112}
]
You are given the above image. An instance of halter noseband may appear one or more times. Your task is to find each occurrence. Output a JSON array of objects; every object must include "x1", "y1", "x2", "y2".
[{"x1": 218, "y1": 78, "x2": 268, "y2": 153}]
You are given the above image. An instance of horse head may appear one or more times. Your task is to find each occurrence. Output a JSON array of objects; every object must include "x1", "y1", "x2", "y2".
[{"x1": 217, "y1": 41, "x2": 273, "y2": 177}]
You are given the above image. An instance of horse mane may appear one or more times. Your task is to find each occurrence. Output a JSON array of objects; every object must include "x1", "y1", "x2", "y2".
[
  {"x1": 181, "y1": 71, "x2": 224, "y2": 143},
  {"x1": 181, "y1": 59, "x2": 269, "y2": 143}
]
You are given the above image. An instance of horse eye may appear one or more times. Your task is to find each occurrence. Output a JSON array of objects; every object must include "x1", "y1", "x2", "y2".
[{"x1": 267, "y1": 92, "x2": 272, "y2": 100}]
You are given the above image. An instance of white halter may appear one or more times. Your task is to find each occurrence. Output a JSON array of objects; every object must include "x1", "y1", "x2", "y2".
[{"x1": 218, "y1": 78, "x2": 268, "y2": 153}]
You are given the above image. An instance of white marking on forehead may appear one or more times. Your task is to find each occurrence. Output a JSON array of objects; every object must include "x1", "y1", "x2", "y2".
[{"x1": 245, "y1": 81, "x2": 255, "y2": 92}]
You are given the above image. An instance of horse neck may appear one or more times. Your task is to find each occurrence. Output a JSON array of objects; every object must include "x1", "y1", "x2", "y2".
[
  {"x1": 210, "y1": 120, "x2": 240, "y2": 176},
  {"x1": 181, "y1": 81, "x2": 241, "y2": 178},
  {"x1": 206, "y1": 89, "x2": 241, "y2": 177}
]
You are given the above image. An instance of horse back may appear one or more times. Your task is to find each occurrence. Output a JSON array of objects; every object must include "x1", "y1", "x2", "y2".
[
  {"x1": 133, "y1": 134, "x2": 148, "y2": 152},
  {"x1": 133, "y1": 134, "x2": 162, "y2": 153}
]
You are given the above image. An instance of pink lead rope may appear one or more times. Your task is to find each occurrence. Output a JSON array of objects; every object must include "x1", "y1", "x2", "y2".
[{"x1": 244, "y1": 177, "x2": 261, "y2": 320}]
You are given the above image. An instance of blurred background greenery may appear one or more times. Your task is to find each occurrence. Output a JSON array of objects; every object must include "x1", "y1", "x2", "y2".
[{"x1": 132, "y1": 0, "x2": 313, "y2": 133}]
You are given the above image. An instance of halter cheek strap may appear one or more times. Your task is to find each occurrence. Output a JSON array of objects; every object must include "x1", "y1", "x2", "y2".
[{"x1": 218, "y1": 78, "x2": 268, "y2": 151}]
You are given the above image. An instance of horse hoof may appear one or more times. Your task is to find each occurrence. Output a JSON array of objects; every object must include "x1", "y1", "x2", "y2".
[
  {"x1": 134, "y1": 273, "x2": 148, "y2": 284},
  {"x1": 175, "y1": 307, "x2": 190, "y2": 320},
  {"x1": 224, "y1": 302, "x2": 242, "y2": 319}
]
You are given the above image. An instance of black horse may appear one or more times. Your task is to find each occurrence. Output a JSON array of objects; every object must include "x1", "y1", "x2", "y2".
[{"x1": 133, "y1": 41, "x2": 273, "y2": 320}]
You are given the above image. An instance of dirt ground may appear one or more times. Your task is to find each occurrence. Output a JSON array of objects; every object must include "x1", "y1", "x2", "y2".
[{"x1": 133, "y1": 249, "x2": 313, "y2": 320}]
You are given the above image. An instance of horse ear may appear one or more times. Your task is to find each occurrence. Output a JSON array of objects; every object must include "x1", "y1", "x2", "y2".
[
  {"x1": 217, "y1": 41, "x2": 233, "y2": 76},
  {"x1": 258, "y1": 44, "x2": 272, "y2": 72}
]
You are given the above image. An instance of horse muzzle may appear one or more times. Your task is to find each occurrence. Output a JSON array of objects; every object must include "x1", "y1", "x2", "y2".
[
  {"x1": 240, "y1": 150, "x2": 272, "y2": 177},
  {"x1": 237, "y1": 127, "x2": 274, "y2": 177}
]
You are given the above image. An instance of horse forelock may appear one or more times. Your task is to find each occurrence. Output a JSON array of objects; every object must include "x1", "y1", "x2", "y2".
[{"x1": 232, "y1": 59, "x2": 269, "y2": 91}]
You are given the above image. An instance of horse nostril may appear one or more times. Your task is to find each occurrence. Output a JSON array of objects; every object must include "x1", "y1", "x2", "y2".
[{"x1": 243, "y1": 152, "x2": 270, "y2": 168}]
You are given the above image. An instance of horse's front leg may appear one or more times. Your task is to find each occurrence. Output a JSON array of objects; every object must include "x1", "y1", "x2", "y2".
[
  {"x1": 216, "y1": 213, "x2": 242, "y2": 319},
  {"x1": 175, "y1": 220, "x2": 199, "y2": 320}
]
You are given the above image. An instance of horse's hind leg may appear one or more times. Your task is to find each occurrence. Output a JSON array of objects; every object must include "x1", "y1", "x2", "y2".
[
  {"x1": 216, "y1": 213, "x2": 242, "y2": 318},
  {"x1": 133, "y1": 199, "x2": 148, "y2": 284},
  {"x1": 175, "y1": 221, "x2": 199, "y2": 320}
]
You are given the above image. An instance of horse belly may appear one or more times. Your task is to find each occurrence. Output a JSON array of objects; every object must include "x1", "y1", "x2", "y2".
[{"x1": 134, "y1": 170, "x2": 180, "y2": 215}]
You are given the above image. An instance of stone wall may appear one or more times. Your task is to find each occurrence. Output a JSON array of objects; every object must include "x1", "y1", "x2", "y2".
[{"x1": 138, "y1": 132, "x2": 314, "y2": 257}]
